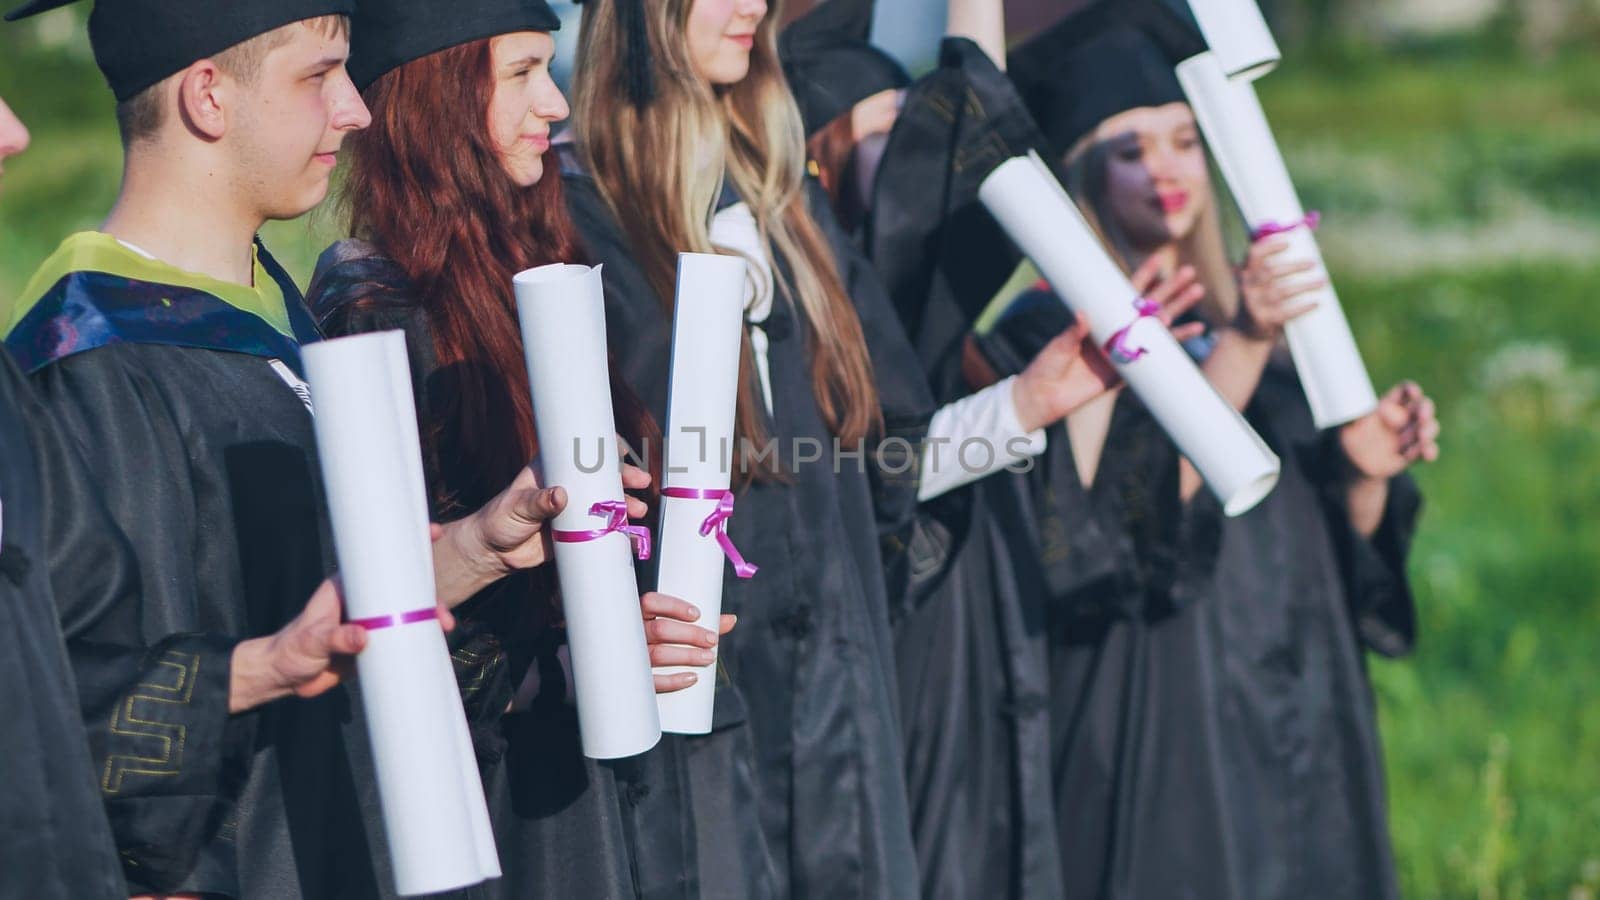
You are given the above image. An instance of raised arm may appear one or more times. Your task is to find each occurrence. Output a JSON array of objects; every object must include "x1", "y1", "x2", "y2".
[{"x1": 945, "y1": 0, "x2": 1006, "y2": 68}]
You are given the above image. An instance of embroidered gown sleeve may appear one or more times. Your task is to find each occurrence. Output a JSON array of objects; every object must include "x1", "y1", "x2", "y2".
[{"x1": 23, "y1": 347, "x2": 243, "y2": 894}]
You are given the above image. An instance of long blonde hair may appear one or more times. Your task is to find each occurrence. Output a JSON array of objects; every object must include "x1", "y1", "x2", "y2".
[
  {"x1": 574, "y1": 0, "x2": 881, "y2": 457},
  {"x1": 1062, "y1": 121, "x2": 1240, "y2": 323}
]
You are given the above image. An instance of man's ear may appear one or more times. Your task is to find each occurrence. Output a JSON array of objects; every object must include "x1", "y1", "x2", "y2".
[{"x1": 174, "y1": 60, "x2": 231, "y2": 141}]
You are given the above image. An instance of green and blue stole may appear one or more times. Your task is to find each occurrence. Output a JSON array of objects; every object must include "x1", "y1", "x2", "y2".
[{"x1": 5, "y1": 231, "x2": 322, "y2": 375}]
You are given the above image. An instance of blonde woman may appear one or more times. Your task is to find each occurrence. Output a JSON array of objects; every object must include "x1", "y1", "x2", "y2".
[
  {"x1": 558, "y1": 0, "x2": 1159, "y2": 894},
  {"x1": 980, "y1": 2, "x2": 1440, "y2": 897}
]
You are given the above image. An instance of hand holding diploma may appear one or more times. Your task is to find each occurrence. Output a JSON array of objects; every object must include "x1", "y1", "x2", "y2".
[
  {"x1": 304, "y1": 331, "x2": 502, "y2": 895},
  {"x1": 980, "y1": 151, "x2": 1281, "y2": 515},
  {"x1": 1178, "y1": 51, "x2": 1380, "y2": 428},
  {"x1": 1198, "y1": 236, "x2": 1330, "y2": 414},
  {"x1": 652, "y1": 252, "x2": 751, "y2": 734},
  {"x1": 508, "y1": 593, "x2": 736, "y2": 706},
  {"x1": 225, "y1": 578, "x2": 444, "y2": 714},
  {"x1": 1235, "y1": 235, "x2": 1327, "y2": 340},
  {"x1": 432, "y1": 460, "x2": 652, "y2": 609},
  {"x1": 643, "y1": 592, "x2": 737, "y2": 693},
  {"x1": 1011, "y1": 262, "x2": 1207, "y2": 432},
  {"x1": 515, "y1": 262, "x2": 662, "y2": 759}
]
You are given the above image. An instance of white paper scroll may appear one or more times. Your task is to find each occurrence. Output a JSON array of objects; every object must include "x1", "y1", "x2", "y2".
[
  {"x1": 303, "y1": 331, "x2": 499, "y2": 897},
  {"x1": 1185, "y1": 0, "x2": 1280, "y2": 81},
  {"x1": 513, "y1": 263, "x2": 661, "y2": 759},
  {"x1": 979, "y1": 152, "x2": 1280, "y2": 516},
  {"x1": 653, "y1": 252, "x2": 750, "y2": 734},
  {"x1": 1177, "y1": 51, "x2": 1380, "y2": 429}
]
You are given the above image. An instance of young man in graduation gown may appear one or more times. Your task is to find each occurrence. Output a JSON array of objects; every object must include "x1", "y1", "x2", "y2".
[
  {"x1": 3, "y1": 3, "x2": 569, "y2": 895},
  {"x1": 0, "y1": 93, "x2": 395, "y2": 900}
]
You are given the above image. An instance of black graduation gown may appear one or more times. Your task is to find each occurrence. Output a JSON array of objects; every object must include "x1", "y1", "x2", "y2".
[
  {"x1": 1199, "y1": 359, "x2": 1420, "y2": 900},
  {"x1": 0, "y1": 350, "x2": 137, "y2": 900},
  {"x1": 309, "y1": 241, "x2": 705, "y2": 900},
  {"x1": 8, "y1": 239, "x2": 390, "y2": 898},
  {"x1": 562, "y1": 151, "x2": 929, "y2": 899},
  {"x1": 856, "y1": 38, "x2": 1064, "y2": 900},
  {"x1": 976, "y1": 291, "x2": 1241, "y2": 900}
]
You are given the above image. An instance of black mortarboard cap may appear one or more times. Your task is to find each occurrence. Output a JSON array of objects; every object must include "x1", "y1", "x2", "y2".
[
  {"x1": 349, "y1": 0, "x2": 561, "y2": 91},
  {"x1": 1008, "y1": 0, "x2": 1206, "y2": 154},
  {"x1": 5, "y1": 0, "x2": 356, "y2": 102},
  {"x1": 779, "y1": 0, "x2": 909, "y2": 138}
]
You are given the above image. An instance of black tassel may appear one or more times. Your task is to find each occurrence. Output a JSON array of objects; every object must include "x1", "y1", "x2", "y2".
[{"x1": 618, "y1": 0, "x2": 656, "y2": 107}]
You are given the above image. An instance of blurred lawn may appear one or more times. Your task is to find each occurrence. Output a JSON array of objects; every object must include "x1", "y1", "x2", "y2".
[
  {"x1": 1259, "y1": 55, "x2": 1600, "y2": 900},
  {"x1": 2, "y1": 20, "x2": 1597, "y2": 899}
]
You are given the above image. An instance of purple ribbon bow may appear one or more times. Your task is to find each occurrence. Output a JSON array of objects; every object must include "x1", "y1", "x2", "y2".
[
  {"x1": 1251, "y1": 210, "x2": 1322, "y2": 241},
  {"x1": 553, "y1": 500, "x2": 652, "y2": 561},
  {"x1": 349, "y1": 607, "x2": 439, "y2": 631},
  {"x1": 661, "y1": 487, "x2": 759, "y2": 579},
  {"x1": 1103, "y1": 297, "x2": 1163, "y2": 365}
]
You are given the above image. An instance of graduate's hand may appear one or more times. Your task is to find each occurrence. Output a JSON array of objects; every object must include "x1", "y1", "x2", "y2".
[
  {"x1": 1011, "y1": 320, "x2": 1115, "y2": 432},
  {"x1": 1132, "y1": 258, "x2": 1208, "y2": 343},
  {"x1": 1235, "y1": 236, "x2": 1325, "y2": 340},
  {"x1": 226, "y1": 580, "x2": 457, "y2": 713},
  {"x1": 434, "y1": 457, "x2": 650, "y2": 607},
  {"x1": 641, "y1": 592, "x2": 736, "y2": 694},
  {"x1": 1011, "y1": 264, "x2": 1206, "y2": 432},
  {"x1": 621, "y1": 462, "x2": 652, "y2": 520},
  {"x1": 466, "y1": 465, "x2": 570, "y2": 572},
  {"x1": 1339, "y1": 381, "x2": 1440, "y2": 480}
]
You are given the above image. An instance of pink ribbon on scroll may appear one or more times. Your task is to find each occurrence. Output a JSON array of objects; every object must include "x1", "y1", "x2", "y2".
[
  {"x1": 660, "y1": 487, "x2": 759, "y2": 579},
  {"x1": 553, "y1": 500, "x2": 652, "y2": 561},
  {"x1": 349, "y1": 607, "x2": 440, "y2": 630},
  {"x1": 1251, "y1": 210, "x2": 1322, "y2": 242},
  {"x1": 1103, "y1": 297, "x2": 1164, "y2": 365}
]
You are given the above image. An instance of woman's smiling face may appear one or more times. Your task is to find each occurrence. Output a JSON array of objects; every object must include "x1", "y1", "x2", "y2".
[
  {"x1": 1094, "y1": 102, "x2": 1211, "y2": 250},
  {"x1": 686, "y1": 0, "x2": 769, "y2": 86},
  {"x1": 487, "y1": 31, "x2": 569, "y2": 188}
]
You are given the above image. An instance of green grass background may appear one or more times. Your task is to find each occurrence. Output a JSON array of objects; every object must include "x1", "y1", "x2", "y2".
[{"x1": 2, "y1": 18, "x2": 1597, "y2": 900}]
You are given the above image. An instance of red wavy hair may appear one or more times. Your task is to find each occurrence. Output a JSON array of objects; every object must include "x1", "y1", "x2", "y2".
[{"x1": 340, "y1": 39, "x2": 657, "y2": 517}]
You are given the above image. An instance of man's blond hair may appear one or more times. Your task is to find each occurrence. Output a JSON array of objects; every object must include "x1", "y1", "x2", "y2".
[{"x1": 116, "y1": 15, "x2": 350, "y2": 145}]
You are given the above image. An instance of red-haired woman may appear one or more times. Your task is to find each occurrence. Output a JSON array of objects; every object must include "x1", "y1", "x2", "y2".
[{"x1": 306, "y1": 0, "x2": 744, "y2": 895}]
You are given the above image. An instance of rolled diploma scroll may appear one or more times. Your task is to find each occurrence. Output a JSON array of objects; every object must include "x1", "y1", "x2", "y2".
[
  {"x1": 513, "y1": 263, "x2": 662, "y2": 759},
  {"x1": 303, "y1": 331, "x2": 500, "y2": 897},
  {"x1": 1185, "y1": 0, "x2": 1280, "y2": 80},
  {"x1": 653, "y1": 252, "x2": 750, "y2": 734},
  {"x1": 1177, "y1": 51, "x2": 1379, "y2": 429},
  {"x1": 978, "y1": 152, "x2": 1280, "y2": 516}
]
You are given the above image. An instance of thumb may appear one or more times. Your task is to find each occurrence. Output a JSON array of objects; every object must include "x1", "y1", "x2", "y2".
[
  {"x1": 1376, "y1": 397, "x2": 1410, "y2": 431},
  {"x1": 306, "y1": 577, "x2": 345, "y2": 622},
  {"x1": 325, "y1": 623, "x2": 368, "y2": 658},
  {"x1": 513, "y1": 486, "x2": 567, "y2": 523}
]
